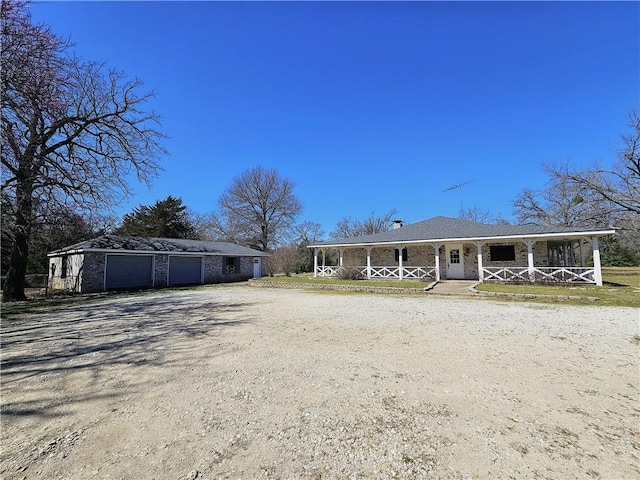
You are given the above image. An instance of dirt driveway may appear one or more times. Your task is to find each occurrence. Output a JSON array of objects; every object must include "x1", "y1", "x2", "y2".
[{"x1": 1, "y1": 285, "x2": 638, "y2": 479}]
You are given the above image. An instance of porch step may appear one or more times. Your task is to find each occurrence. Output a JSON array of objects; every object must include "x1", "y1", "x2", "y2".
[{"x1": 427, "y1": 280, "x2": 478, "y2": 295}]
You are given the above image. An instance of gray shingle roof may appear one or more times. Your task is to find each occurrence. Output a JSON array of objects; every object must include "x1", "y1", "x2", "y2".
[
  {"x1": 310, "y1": 216, "x2": 614, "y2": 247},
  {"x1": 49, "y1": 235, "x2": 269, "y2": 256}
]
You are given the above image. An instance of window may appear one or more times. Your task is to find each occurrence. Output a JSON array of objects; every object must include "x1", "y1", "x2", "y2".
[
  {"x1": 394, "y1": 248, "x2": 408, "y2": 262},
  {"x1": 61, "y1": 256, "x2": 68, "y2": 278},
  {"x1": 449, "y1": 249, "x2": 460, "y2": 264},
  {"x1": 490, "y1": 245, "x2": 516, "y2": 262},
  {"x1": 225, "y1": 257, "x2": 238, "y2": 274}
]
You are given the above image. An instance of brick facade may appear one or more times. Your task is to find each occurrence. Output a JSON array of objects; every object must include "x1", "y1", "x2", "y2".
[
  {"x1": 82, "y1": 252, "x2": 106, "y2": 293},
  {"x1": 155, "y1": 254, "x2": 169, "y2": 288},
  {"x1": 331, "y1": 241, "x2": 551, "y2": 281}
]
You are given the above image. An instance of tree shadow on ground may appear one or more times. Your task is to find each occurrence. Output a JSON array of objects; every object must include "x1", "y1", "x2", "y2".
[{"x1": 1, "y1": 291, "x2": 255, "y2": 418}]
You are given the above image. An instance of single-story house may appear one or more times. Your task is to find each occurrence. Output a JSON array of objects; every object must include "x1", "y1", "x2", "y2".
[
  {"x1": 308, "y1": 216, "x2": 615, "y2": 285},
  {"x1": 48, "y1": 235, "x2": 269, "y2": 293}
]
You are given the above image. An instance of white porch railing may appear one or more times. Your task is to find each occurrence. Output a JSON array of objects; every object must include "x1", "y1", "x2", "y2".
[
  {"x1": 316, "y1": 265, "x2": 437, "y2": 280},
  {"x1": 483, "y1": 267, "x2": 596, "y2": 284},
  {"x1": 317, "y1": 266, "x2": 342, "y2": 277}
]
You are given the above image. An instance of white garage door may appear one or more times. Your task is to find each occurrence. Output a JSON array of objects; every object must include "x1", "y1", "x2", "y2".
[
  {"x1": 105, "y1": 255, "x2": 154, "y2": 290},
  {"x1": 168, "y1": 256, "x2": 203, "y2": 286}
]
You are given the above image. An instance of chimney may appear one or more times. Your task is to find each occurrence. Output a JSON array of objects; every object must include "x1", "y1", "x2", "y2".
[{"x1": 392, "y1": 220, "x2": 404, "y2": 230}]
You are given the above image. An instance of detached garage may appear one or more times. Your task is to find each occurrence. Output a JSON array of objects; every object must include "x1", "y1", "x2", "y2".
[{"x1": 48, "y1": 235, "x2": 268, "y2": 294}]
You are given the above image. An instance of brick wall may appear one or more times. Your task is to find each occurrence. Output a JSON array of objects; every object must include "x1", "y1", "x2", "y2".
[
  {"x1": 342, "y1": 245, "x2": 440, "y2": 266},
  {"x1": 322, "y1": 241, "x2": 551, "y2": 281},
  {"x1": 204, "y1": 256, "x2": 253, "y2": 283},
  {"x1": 155, "y1": 254, "x2": 169, "y2": 287},
  {"x1": 80, "y1": 252, "x2": 106, "y2": 293},
  {"x1": 204, "y1": 256, "x2": 222, "y2": 281}
]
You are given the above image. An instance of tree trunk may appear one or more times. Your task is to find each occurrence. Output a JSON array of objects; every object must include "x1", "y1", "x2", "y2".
[{"x1": 2, "y1": 180, "x2": 33, "y2": 302}]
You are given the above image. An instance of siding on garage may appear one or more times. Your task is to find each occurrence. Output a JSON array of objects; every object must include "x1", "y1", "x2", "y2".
[{"x1": 48, "y1": 253, "x2": 84, "y2": 291}]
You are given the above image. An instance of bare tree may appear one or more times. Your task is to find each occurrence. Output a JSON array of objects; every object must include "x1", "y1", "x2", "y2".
[
  {"x1": 331, "y1": 209, "x2": 398, "y2": 239},
  {"x1": 215, "y1": 167, "x2": 302, "y2": 251},
  {"x1": 1, "y1": 1, "x2": 166, "y2": 300},
  {"x1": 292, "y1": 220, "x2": 325, "y2": 273},
  {"x1": 512, "y1": 173, "x2": 612, "y2": 228},
  {"x1": 266, "y1": 244, "x2": 298, "y2": 276},
  {"x1": 546, "y1": 111, "x2": 640, "y2": 216},
  {"x1": 458, "y1": 206, "x2": 496, "y2": 224},
  {"x1": 512, "y1": 112, "x2": 640, "y2": 266},
  {"x1": 513, "y1": 112, "x2": 640, "y2": 231},
  {"x1": 293, "y1": 220, "x2": 325, "y2": 245}
]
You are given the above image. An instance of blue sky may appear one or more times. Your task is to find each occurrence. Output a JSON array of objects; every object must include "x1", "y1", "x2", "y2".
[{"x1": 32, "y1": 1, "x2": 639, "y2": 235}]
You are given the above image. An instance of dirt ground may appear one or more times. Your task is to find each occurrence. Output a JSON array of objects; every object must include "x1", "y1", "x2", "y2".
[{"x1": 1, "y1": 285, "x2": 638, "y2": 479}]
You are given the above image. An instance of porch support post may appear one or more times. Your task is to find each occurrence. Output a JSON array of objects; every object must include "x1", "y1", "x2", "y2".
[
  {"x1": 525, "y1": 240, "x2": 536, "y2": 281},
  {"x1": 338, "y1": 248, "x2": 344, "y2": 267},
  {"x1": 433, "y1": 244, "x2": 441, "y2": 282},
  {"x1": 397, "y1": 245, "x2": 404, "y2": 280},
  {"x1": 592, "y1": 237, "x2": 603, "y2": 286},
  {"x1": 475, "y1": 242, "x2": 484, "y2": 282},
  {"x1": 570, "y1": 241, "x2": 576, "y2": 266},
  {"x1": 366, "y1": 246, "x2": 372, "y2": 279},
  {"x1": 313, "y1": 248, "x2": 318, "y2": 277},
  {"x1": 579, "y1": 239, "x2": 585, "y2": 267}
]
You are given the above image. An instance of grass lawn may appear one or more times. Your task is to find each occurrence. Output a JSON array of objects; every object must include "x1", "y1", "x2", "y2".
[
  {"x1": 257, "y1": 267, "x2": 640, "y2": 307},
  {"x1": 476, "y1": 267, "x2": 640, "y2": 307},
  {"x1": 255, "y1": 274, "x2": 431, "y2": 290}
]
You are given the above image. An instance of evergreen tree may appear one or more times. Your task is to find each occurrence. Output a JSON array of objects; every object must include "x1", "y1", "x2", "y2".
[{"x1": 118, "y1": 196, "x2": 197, "y2": 239}]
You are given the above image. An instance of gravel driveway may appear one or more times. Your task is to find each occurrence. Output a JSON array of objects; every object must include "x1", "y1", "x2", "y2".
[{"x1": 1, "y1": 285, "x2": 638, "y2": 479}]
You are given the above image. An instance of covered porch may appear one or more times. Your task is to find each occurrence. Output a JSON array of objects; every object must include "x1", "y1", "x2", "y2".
[{"x1": 312, "y1": 236, "x2": 605, "y2": 285}]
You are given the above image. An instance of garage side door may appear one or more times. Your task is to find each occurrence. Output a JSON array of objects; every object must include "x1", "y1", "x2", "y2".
[
  {"x1": 105, "y1": 255, "x2": 154, "y2": 290},
  {"x1": 168, "y1": 256, "x2": 202, "y2": 286}
]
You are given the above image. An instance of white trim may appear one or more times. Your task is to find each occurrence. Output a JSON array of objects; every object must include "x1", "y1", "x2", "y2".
[
  {"x1": 524, "y1": 240, "x2": 536, "y2": 280},
  {"x1": 475, "y1": 242, "x2": 484, "y2": 282},
  {"x1": 313, "y1": 249, "x2": 318, "y2": 278},
  {"x1": 483, "y1": 266, "x2": 596, "y2": 284},
  {"x1": 397, "y1": 244, "x2": 405, "y2": 280},
  {"x1": 592, "y1": 237, "x2": 603, "y2": 286},
  {"x1": 308, "y1": 230, "x2": 616, "y2": 249}
]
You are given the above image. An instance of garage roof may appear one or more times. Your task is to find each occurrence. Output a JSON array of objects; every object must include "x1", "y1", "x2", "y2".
[{"x1": 48, "y1": 235, "x2": 270, "y2": 257}]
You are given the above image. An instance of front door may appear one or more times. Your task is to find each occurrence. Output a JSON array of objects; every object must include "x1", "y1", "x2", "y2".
[
  {"x1": 253, "y1": 257, "x2": 262, "y2": 278},
  {"x1": 446, "y1": 244, "x2": 465, "y2": 279}
]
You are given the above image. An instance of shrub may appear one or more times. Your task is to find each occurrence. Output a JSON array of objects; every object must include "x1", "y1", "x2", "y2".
[{"x1": 337, "y1": 266, "x2": 365, "y2": 280}]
